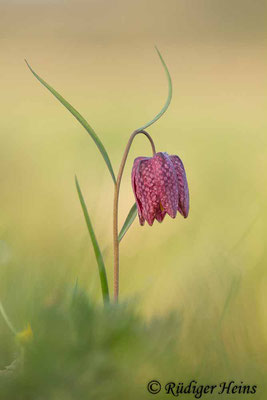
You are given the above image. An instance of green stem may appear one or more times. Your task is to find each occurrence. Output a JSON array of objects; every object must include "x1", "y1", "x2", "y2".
[{"x1": 113, "y1": 130, "x2": 156, "y2": 302}]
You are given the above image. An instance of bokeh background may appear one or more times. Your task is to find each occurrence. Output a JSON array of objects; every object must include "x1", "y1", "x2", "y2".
[{"x1": 0, "y1": 0, "x2": 266, "y2": 398}]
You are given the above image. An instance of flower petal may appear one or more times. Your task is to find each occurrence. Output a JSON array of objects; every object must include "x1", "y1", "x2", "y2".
[
  {"x1": 152, "y1": 152, "x2": 178, "y2": 219},
  {"x1": 136, "y1": 158, "x2": 159, "y2": 225},
  {"x1": 170, "y1": 155, "x2": 189, "y2": 218},
  {"x1": 131, "y1": 157, "x2": 148, "y2": 225},
  {"x1": 155, "y1": 205, "x2": 166, "y2": 223}
]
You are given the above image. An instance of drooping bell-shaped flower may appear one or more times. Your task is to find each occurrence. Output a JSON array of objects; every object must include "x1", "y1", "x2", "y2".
[{"x1": 131, "y1": 152, "x2": 189, "y2": 226}]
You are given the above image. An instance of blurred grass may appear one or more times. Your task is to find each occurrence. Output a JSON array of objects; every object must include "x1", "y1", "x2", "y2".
[
  {"x1": 0, "y1": 285, "x2": 266, "y2": 400},
  {"x1": 0, "y1": 0, "x2": 266, "y2": 398}
]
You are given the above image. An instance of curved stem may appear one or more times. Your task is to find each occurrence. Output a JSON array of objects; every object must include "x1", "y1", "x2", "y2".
[{"x1": 113, "y1": 130, "x2": 156, "y2": 302}]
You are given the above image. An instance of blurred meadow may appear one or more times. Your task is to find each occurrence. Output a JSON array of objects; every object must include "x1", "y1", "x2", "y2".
[{"x1": 0, "y1": 0, "x2": 266, "y2": 398}]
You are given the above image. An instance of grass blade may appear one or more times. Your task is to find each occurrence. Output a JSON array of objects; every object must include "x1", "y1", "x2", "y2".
[
  {"x1": 25, "y1": 60, "x2": 116, "y2": 184},
  {"x1": 136, "y1": 46, "x2": 172, "y2": 131},
  {"x1": 0, "y1": 301, "x2": 17, "y2": 335},
  {"x1": 118, "y1": 203, "x2": 137, "y2": 242},
  {"x1": 75, "y1": 176, "x2": 110, "y2": 304}
]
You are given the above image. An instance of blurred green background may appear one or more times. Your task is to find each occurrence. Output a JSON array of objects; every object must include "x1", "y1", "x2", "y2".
[{"x1": 0, "y1": 0, "x2": 266, "y2": 398}]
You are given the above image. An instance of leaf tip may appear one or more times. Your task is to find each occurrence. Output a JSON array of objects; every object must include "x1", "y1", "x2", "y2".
[
  {"x1": 154, "y1": 45, "x2": 159, "y2": 54},
  {"x1": 74, "y1": 174, "x2": 80, "y2": 189},
  {"x1": 25, "y1": 59, "x2": 35, "y2": 75},
  {"x1": 24, "y1": 59, "x2": 30, "y2": 68}
]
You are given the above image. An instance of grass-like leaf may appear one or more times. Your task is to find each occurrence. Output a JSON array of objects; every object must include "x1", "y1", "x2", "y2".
[
  {"x1": 136, "y1": 46, "x2": 172, "y2": 131},
  {"x1": 0, "y1": 301, "x2": 17, "y2": 335},
  {"x1": 25, "y1": 60, "x2": 116, "y2": 184},
  {"x1": 118, "y1": 203, "x2": 137, "y2": 242},
  {"x1": 75, "y1": 176, "x2": 110, "y2": 304}
]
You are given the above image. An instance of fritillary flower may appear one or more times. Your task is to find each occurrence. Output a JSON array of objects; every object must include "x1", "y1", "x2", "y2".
[{"x1": 131, "y1": 152, "x2": 189, "y2": 226}]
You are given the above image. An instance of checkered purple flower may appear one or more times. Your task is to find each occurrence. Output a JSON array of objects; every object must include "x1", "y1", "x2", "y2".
[{"x1": 131, "y1": 152, "x2": 189, "y2": 226}]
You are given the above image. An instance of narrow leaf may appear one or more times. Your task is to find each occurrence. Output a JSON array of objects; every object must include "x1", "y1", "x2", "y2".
[
  {"x1": 0, "y1": 301, "x2": 17, "y2": 335},
  {"x1": 25, "y1": 60, "x2": 116, "y2": 184},
  {"x1": 118, "y1": 203, "x2": 137, "y2": 242},
  {"x1": 75, "y1": 176, "x2": 110, "y2": 304},
  {"x1": 136, "y1": 46, "x2": 172, "y2": 131}
]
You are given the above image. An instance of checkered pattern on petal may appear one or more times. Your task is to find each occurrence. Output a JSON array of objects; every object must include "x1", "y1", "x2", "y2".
[
  {"x1": 131, "y1": 151, "x2": 189, "y2": 226},
  {"x1": 131, "y1": 157, "x2": 149, "y2": 225},
  {"x1": 170, "y1": 155, "x2": 189, "y2": 218},
  {"x1": 155, "y1": 206, "x2": 166, "y2": 223},
  {"x1": 152, "y1": 152, "x2": 179, "y2": 219},
  {"x1": 135, "y1": 158, "x2": 159, "y2": 226}
]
